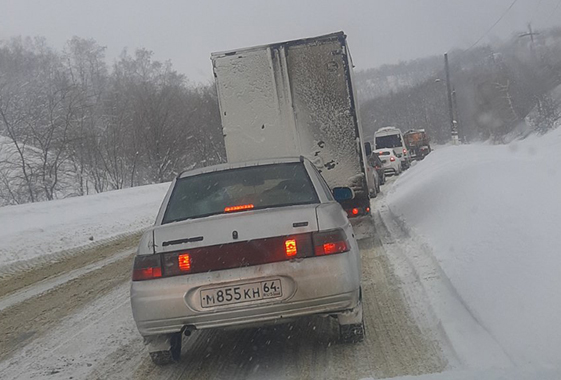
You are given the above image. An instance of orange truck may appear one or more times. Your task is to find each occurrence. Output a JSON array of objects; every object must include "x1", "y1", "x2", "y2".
[{"x1": 403, "y1": 129, "x2": 431, "y2": 160}]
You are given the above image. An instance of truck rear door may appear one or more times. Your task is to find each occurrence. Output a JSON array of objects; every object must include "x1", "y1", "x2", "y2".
[{"x1": 284, "y1": 35, "x2": 366, "y2": 193}]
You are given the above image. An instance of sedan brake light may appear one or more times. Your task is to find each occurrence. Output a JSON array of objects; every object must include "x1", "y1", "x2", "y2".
[
  {"x1": 178, "y1": 253, "x2": 191, "y2": 271},
  {"x1": 390, "y1": 156, "x2": 395, "y2": 162},
  {"x1": 313, "y1": 229, "x2": 350, "y2": 256},
  {"x1": 224, "y1": 204, "x2": 254, "y2": 212},
  {"x1": 285, "y1": 239, "x2": 297, "y2": 257}
]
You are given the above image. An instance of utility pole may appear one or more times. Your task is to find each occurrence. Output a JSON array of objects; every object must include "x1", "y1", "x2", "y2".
[
  {"x1": 444, "y1": 53, "x2": 459, "y2": 144},
  {"x1": 452, "y1": 86, "x2": 460, "y2": 142},
  {"x1": 519, "y1": 23, "x2": 539, "y2": 57}
]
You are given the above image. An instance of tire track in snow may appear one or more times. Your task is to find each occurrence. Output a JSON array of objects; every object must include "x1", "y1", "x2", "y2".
[
  {"x1": 0, "y1": 232, "x2": 141, "y2": 298},
  {"x1": 0, "y1": 254, "x2": 133, "y2": 363},
  {"x1": 0, "y1": 248, "x2": 133, "y2": 312}
]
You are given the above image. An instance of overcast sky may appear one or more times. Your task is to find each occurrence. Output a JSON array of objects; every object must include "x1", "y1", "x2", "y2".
[{"x1": 2, "y1": 0, "x2": 561, "y2": 83}]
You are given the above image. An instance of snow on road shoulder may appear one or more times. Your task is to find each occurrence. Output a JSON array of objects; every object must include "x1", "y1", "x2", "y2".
[
  {"x1": 386, "y1": 128, "x2": 561, "y2": 370},
  {"x1": 0, "y1": 183, "x2": 169, "y2": 269},
  {"x1": 361, "y1": 367, "x2": 561, "y2": 380}
]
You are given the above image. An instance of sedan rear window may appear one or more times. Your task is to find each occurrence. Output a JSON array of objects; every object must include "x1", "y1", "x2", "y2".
[{"x1": 162, "y1": 163, "x2": 319, "y2": 224}]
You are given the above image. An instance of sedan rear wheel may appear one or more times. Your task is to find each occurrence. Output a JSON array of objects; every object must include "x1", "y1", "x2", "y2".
[{"x1": 338, "y1": 295, "x2": 365, "y2": 343}]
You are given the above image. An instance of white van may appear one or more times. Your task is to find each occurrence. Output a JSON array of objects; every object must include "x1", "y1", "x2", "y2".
[{"x1": 373, "y1": 127, "x2": 411, "y2": 169}]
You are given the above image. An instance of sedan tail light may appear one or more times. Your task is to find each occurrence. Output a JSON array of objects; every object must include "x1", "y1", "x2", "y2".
[
  {"x1": 312, "y1": 229, "x2": 350, "y2": 256},
  {"x1": 390, "y1": 156, "x2": 395, "y2": 162},
  {"x1": 132, "y1": 230, "x2": 351, "y2": 281},
  {"x1": 132, "y1": 255, "x2": 163, "y2": 281}
]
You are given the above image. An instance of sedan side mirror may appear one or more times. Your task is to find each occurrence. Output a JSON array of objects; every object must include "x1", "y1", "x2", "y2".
[{"x1": 332, "y1": 187, "x2": 355, "y2": 202}]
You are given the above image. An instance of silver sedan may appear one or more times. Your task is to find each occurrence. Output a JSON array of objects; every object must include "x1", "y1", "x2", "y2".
[{"x1": 130, "y1": 157, "x2": 364, "y2": 365}]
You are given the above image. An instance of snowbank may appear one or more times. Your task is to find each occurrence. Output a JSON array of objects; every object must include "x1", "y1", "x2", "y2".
[
  {"x1": 387, "y1": 129, "x2": 561, "y2": 369},
  {"x1": 0, "y1": 183, "x2": 169, "y2": 269},
  {"x1": 363, "y1": 367, "x2": 561, "y2": 380}
]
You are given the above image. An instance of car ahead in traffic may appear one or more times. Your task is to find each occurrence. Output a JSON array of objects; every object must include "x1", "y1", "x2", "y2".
[
  {"x1": 375, "y1": 148, "x2": 402, "y2": 176},
  {"x1": 130, "y1": 157, "x2": 364, "y2": 365},
  {"x1": 374, "y1": 126, "x2": 411, "y2": 170}
]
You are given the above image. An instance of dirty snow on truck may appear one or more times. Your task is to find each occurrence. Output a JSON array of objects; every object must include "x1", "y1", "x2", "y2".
[{"x1": 211, "y1": 32, "x2": 373, "y2": 216}]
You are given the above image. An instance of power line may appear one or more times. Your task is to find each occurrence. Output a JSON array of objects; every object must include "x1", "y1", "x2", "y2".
[{"x1": 467, "y1": 0, "x2": 519, "y2": 51}]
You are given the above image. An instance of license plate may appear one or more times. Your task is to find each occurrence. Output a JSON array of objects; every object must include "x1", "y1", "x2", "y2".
[{"x1": 200, "y1": 279, "x2": 282, "y2": 308}]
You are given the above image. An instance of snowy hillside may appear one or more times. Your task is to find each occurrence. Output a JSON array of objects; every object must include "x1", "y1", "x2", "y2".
[
  {"x1": 0, "y1": 183, "x2": 169, "y2": 270},
  {"x1": 387, "y1": 128, "x2": 561, "y2": 370},
  {"x1": 0, "y1": 136, "x2": 90, "y2": 206}
]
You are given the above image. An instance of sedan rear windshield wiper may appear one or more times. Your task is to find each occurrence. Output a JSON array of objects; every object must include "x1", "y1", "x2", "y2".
[{"x1": 162, "y1": 236, "x2": 204, "y2": 247}]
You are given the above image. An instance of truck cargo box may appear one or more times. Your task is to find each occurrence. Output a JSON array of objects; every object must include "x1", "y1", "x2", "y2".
[{"x1": 211, "y1": 32, "x2": 373, "y2": 215}]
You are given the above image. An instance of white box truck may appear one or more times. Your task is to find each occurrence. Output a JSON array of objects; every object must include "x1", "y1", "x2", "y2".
[{"x1": 211, "y1": 32, "x2": 375, "y2": 216}]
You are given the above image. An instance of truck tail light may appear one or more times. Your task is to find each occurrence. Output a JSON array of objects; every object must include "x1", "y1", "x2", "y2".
[
  {"x1": 285, "y1": 239, "x2": 297, "y2": 257},
  {"x1": 313, "y1": 229, "x2": 350, "y2": 256},
  {"x1": 132, "y1": 255, "x2": 162, "y2": 281}
]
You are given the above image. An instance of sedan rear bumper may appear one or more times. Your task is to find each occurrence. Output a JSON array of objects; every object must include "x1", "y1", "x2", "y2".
[
  {"x1": 131, "y1": 251, "x2": 361, "y2": 337},
  {"x1": 135, "y1": 289, "x2": 359, "y2": 336}
]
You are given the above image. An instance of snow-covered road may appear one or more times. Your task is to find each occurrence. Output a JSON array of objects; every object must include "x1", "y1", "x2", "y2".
[{"x1": 0, "y1": 199, "x2": 449, "y2": 379}]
